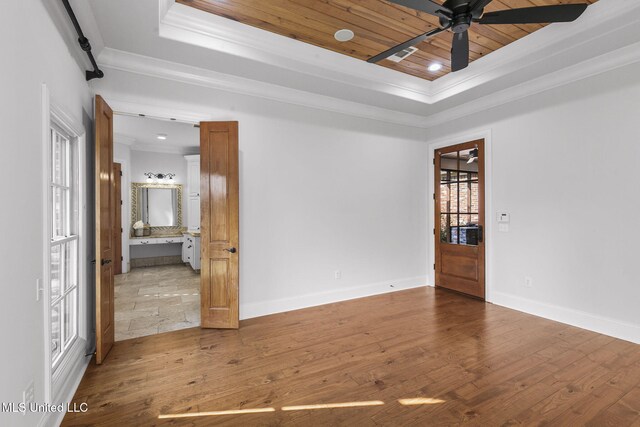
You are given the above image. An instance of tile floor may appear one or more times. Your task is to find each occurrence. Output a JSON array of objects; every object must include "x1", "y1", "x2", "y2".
[{"x1": 114, "y1": 264, "x2": 200, "y2": 341}]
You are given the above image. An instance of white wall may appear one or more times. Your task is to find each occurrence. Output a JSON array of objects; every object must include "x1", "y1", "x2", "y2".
[
  {"x1": 0, "y1": 2, "x2": 93, "y2": 426},
  {"x1": 92, "y1": 69, "x2": 429, "y2": 318},
  {"x1": 427, "y1": 62, "x2": 640, "y2": 343}
]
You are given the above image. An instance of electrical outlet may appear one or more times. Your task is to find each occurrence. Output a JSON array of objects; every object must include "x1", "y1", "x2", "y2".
[
  {"x1": 524, "y1": 277, "x2": 533, "y2": 288},
  {"x1": 334, "y1": 270, "x2": 342, "y2": 280},
  {"x1": 23, "y1": 380, "x2": 34, "y2": 408}
]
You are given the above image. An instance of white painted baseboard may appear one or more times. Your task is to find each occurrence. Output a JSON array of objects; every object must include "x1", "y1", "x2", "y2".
[
  {"x1": 39, "y1": 352, "x2": 91, "y2": 427},
  {"x1": 240, "y1": 276, "x2": 428, "y2": 320},
  {"x1": 491, "y1": 291, "x2": 640, "y2": 344}
]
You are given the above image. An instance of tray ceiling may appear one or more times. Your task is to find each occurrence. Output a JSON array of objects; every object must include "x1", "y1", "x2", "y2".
[{"x1": 177, "y1": 0, "x2": 598, "y2": 81}]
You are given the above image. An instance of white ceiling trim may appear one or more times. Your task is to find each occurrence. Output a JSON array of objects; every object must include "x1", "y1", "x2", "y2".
[
  {"x1": 157, "y1": 0, "x2": 640, "y2": 106},
  {"x1": 428, "y1": 0, "x2": 640, "y2": 102},
  {"x1": 97, "y1": 47, "x2": 430, "y2": 128},
  {"x1": 423, "y1": 40, "x2": 640, "y2": 128},
  {"x1": 103, "y1": 98, "x2": 210, "y2": 124},
  {"x1": 97, "y1": 35, "x2": 640, "y2": 131},
  {"x1": 42, "y1": 0, "x2": 105, "y2": 77},
  {"x1": 129, "y1": 143, "x2": 197, "y2": 155},
  {"x1": 158, "y1": 0, "x2": 432, "y2": 105}
]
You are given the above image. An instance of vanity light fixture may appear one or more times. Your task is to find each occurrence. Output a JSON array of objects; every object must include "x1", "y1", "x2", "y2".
[{"x1": 144, "y1": 172, "x2": 176, "y2": 184}]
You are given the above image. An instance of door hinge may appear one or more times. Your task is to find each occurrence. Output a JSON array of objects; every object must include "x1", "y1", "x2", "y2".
[
  {"x1": 121, "y1": 227, "x2": 123, "y2": 233},
  {"x1": 120, "y1": 170, "x2": 123, "y2": 177},
  {"x1": 121, "y1": 256, "x2": 123, "y2": 261},
  {"x1": 433, "y1": 263, "x2": 436, "y2": 270},
  {"x1": 433, "y1": 228, "x2": 435, "y2": 235},
  {"x1": 120, "y1": 200, "x2": 123, "y2": 205},
  {"x1": 433, "y1": 193, "x2": 435, "y2": 200},
  {"x1": 433, "y1": 158, "x2": 435, "y2": 165}
]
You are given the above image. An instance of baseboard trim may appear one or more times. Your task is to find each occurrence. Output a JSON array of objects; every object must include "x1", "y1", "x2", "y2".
[
  {"x1": 39, "y1": 352, "x2": 91, "y2": 427},
  {"x1": 491, "y1": 291, "x2": 640, "y2": 344},
  {"x1": 241, "y1": 276, "x2": 428, "y2": 320}
]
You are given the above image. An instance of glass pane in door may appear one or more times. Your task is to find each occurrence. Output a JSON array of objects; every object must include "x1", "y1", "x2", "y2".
[{"x1": 438, "y1": 147, "x2": 480, "y2": 247}]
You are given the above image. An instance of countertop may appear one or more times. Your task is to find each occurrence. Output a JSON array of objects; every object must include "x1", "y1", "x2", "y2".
[{"x1": 130, "y1": 233, "x2": 184, "y2": 239}]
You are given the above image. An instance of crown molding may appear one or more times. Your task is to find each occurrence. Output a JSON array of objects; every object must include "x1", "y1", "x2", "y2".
[
  {"x1": 43, "y1": 0, "x2": 105, "y2": 77},
  {"x1": 158, "y1": 0, "x2": 640, "y2": 107},
  {"x1": 95, "y1": 0, "x2": 640, "y2": 131},
  {"x1": 97, "y1": 48, "x2": 430, "y2": 128},
  {"x1": 130, "y1": 143, "x2": 197, "y2": 155},
  {"x1": 423, "y1": 39, "x2": 640, "y2": 128},
  {"x1": 428, "y1": 0, "x2": 640, "y2": 102},
  {"x1": 158, "y1": 0, "x2": 432, "y2": 105}
]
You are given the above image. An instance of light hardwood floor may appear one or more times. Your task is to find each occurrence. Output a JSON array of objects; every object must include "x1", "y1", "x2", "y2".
[
  {"x1": 115, "y1": 264, "x2": 200, "y2": 341},
  {"x1": 65, "y1": 287, "x2": 640, "y2": 426}
]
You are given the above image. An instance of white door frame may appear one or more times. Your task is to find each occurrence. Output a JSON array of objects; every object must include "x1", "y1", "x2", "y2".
[
  {"x1": 427, "y1": 128, "x2": 494, "y2": 302},
  {"x1": 113, "y1": 156, "x2": 130, "y2": 273}
]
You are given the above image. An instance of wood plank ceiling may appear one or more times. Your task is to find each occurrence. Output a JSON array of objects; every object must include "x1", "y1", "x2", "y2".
[{"x1": 178, "y1": 0, "x2": 598, "y2": 81}]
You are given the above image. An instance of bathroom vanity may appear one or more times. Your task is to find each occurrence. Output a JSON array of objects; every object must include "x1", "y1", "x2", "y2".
[{"x1": 129, "y1": 180, "x2": 201, "y2": 271}]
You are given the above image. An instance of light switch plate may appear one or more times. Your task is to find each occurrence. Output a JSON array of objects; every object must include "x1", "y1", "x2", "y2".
[{"x1": 497, "y1": 212, "x2": 510, "y2": 223}]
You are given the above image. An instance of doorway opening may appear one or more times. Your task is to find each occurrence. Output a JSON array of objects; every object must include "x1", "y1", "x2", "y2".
[
  {"x1": 94, "y1": 95, "x2": 241, "y2": 363},
  {"x1": 112, "y1": 114, "x2": 201, "y2": 341},
  {"x1": 434, "y1": 139, "x2": 486, "y2": 299}
]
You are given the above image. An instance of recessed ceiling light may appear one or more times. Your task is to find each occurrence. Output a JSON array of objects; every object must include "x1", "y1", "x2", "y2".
[
  {"x1": 428, "y1": 63, "x2": 443, "y2": 72},
  {"x1": 334, "y1": 29, "x2": 354, "y2": 42},
  {"x1": 156, "y1": 133, "x2": 167, "y2": 140}
]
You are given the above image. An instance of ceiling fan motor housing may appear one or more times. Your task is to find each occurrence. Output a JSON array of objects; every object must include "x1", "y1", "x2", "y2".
[{"x1": 441, "y1": 0, "x2": 477, "y2": 33}]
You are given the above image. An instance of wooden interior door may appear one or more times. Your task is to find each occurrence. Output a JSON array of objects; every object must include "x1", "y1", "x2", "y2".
[
  {"x1": 435, "y1": 139, "x2": 485, "y2": 299},
  {"x1": 113, "y1": 162, "x2": 122, "y2": 275},
  {"x1": 200, "y1": 122, "x2": 240, "y2": 329},
  {"x1": 95, "y1": 95, "x2": 115, "y2": 363}
]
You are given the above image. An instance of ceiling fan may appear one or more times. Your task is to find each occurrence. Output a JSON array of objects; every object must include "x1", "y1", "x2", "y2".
[{"x1": 368, "y1": 0, "x2": 589, "y2": 72}]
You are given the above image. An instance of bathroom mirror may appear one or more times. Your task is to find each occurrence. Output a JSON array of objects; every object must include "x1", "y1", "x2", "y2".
[{"x1": 131, "y1": 183, "x2": 183, "y2": 232}]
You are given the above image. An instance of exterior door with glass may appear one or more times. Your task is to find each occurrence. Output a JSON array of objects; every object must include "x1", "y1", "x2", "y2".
[{"x1": 435, "y1": 139, "x2": 485, "y2": 299}]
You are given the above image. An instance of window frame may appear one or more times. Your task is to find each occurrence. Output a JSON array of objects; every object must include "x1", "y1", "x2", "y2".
[
  {"x1": 42, "y1": 85, "x2": 88, "y2": 405},
  {"x1": 49, "y1": 124, "x2": 80, "y2": 373}
]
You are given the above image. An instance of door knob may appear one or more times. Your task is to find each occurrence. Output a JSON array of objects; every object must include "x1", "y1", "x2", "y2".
[
  {"x1": 101, "y1": 259, "x2": 112, "y2": 266},
  {"x1": 225, "y1": 247, "x2": 237, "y2": 253}
]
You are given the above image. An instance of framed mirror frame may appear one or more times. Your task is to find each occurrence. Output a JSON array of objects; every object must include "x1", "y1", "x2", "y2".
[{"x1": 131, "y1": 182, "x2": 183, "y2": 235}]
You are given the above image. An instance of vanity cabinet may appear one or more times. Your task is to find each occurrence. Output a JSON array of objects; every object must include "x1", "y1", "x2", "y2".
[
  {"x1": 130, "y1": 236, "x2": 183, "y2": 245},
  {"x1": 183, "y1": 233, "x2": 201, "y2": 271},
  {"x1": 184, "y1": 155, "x2": 201, "y2": 232}
]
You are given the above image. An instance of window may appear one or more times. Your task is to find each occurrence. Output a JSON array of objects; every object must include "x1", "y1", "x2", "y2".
[{"x1": 49, "y1": 124, "x2": 79, "y2": 373}]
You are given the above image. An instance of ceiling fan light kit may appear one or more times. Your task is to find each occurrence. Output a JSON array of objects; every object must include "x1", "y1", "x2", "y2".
[{"x1": 368, "y1": 0, "x2": 589, "y2": 73}]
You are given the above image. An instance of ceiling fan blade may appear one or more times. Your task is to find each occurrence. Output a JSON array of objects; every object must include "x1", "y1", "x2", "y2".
[
  {"x1": 367, "y1": 26, "x2": 447, "y2": 63},
  {"x1": 469, "y1": 0, "x2": 494, "y2": 13},
  {"x1": 386, "y1": 0, "x2": 452, "y2": 18},
  {"x1": 479, "y1": 4, "x2": 588, "y2": 25},
  {"x1": 451, "y1": 31, "x2": 469, "y2": 72}
]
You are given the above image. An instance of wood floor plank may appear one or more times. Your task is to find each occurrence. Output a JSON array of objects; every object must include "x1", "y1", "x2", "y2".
[{"x1": 63, "y1": 287, "x2": 640, "y2": 426}]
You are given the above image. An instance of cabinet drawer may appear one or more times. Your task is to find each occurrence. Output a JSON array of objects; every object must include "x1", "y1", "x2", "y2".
[
  {"x1": 130, "y1": 237, "x2": 184, "y2": 245},
  {"x1": 161, "y1": 237, "x2": 183, "y2": 244},
  {"x1": 130, "y1": 239, "x2": 152, "y2": 245}
]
